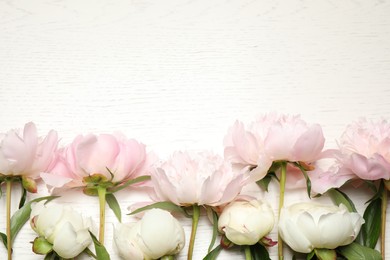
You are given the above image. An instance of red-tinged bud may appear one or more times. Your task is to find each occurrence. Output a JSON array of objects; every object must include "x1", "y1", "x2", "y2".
[
  {"x1": 30, "y1": 216, "x2": 38, "y2": 231},
  {"x1": 220, "y1": 235, "x2": 234, "y2": 249},
  {"x1": 298, "y1": 161, "x2": 315, "y2": 171},
  {"x1": 22, "y1": 176, "x2": 37, "y2": 193},
  {"x1": 259, "y1": 236, "x2": 277, "y2": 247}
]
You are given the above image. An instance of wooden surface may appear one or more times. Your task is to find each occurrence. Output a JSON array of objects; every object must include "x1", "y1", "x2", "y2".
[{"x1": 1, "y1": 0, "x2": 390, "y2": 259}]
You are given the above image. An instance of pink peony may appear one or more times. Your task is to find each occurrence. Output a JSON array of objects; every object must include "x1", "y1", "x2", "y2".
[
  {"x1": 151, "y1": 151, "x2": 247, "y2": 207},
  {"x1": 42, "y1": 133, "x2": 152, "y2": 189},
  {"x1": 340, "y1": 119, "x2": 390, "y2": 180},
  {"x1": 308, "y1": 118, "x2": 390, "y2": 194},
  {"x1": 337, "y1": 118, "x2": 390, "y2": 181},
  {"x1": 0, "y1": 122, "x2": 58, "y2": 179},
  {"x1": 224, "y1": 113, "x2": 325, "y2": 181}
]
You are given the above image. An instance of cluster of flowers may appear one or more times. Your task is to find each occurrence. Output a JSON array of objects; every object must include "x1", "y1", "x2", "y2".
[{"x1": 0, "y1": 113, "x2": 389, "y2": 260}]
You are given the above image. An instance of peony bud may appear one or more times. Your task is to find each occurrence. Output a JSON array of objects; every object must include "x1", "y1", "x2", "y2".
[
  {"x1": 22, "y1": 176, "x2": 37, "y2": 193},
  {"x1": 218, "y1": 199, "x2": 275, "y2": 245},
  {"x1": 114, "y1": 209, "x2": 185, "y2": 260},
  {"x1": 30, "y1": 201, "x2": 92, "y2": 259},
  {"x1": 278, "y1": 202, "x2": 364, "y2": 253},
  {"x1": 32, "y1": 237, "x2": 53, "y2": 255}
]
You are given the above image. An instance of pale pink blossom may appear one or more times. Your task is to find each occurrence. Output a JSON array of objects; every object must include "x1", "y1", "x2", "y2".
[
  {"x1": 42, "y1": 133, "x2": 152, "y2": 188},
  {"x1": 0, "y1": 122, "x2": 58, "y2": 179},
  {"x1": 337, "y1": 118, "x2": 390, "y2": 181},
  {"x1": 151, "y1": 151, "x2": 246, "y2": 207},
  {"x1": 306, "y1": 118, "x2": 390, "y2": 194},
  {"x1": 284, "y1": 150, "x2": 351, "y2": 194},
  {"x1": 224, "y1": 113, "x2": 325, "y2": 181}
]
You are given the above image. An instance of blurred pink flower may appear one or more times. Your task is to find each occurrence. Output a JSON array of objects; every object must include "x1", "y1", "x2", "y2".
[
  {"x1": 224, "y1": 113, "x2": 325, "y2": 181},
  {"x1": 307, "y1": 118, "x2": 390, "y2": 194},
  {"x1": 42, "y1": 133, "x2": 153, "y2": 189},
  {"x1": 280, "y1": 150, "x2": 349, "y2": 194},
  {"x1": 337, "y1": 118, "x2": 390, "y2": 181},
  {"x1": 151, "y1": 151, "x2": 246, "y2": 207},
  {"x1": 0, "y1": 122, "x2": 58, "y2": 179}
]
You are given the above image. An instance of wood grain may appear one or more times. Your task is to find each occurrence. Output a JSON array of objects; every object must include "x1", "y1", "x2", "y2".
[{"x1": 1, "y1": 0, "x2": 390, "y2": 259}]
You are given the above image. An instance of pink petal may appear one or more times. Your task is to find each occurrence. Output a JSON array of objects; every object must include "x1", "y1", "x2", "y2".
[
  {"x1": 40, "y1": 172, "x2": 73, "y2": 188},
  {"x1": 349, "y1": 153, "x2": 390, "y2": 180},
  {"x1": 77, "y1": 134, "x2": 120, "y2": 176},
  {"x1": 293, "y1": 124, "x2": 325, "y2": 162}
]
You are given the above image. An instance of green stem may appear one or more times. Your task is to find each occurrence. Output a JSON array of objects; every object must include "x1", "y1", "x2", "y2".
[
  {"x1": 97, "y1": 186, "x2": 107, "y2": 245},
  {"x1": 381, "y1": 185, "x2": 387, "y2": 260},
  {"x1": 6, "y1": 179, "x2": 12, "y2": 260},
  {"x1": 278, "y1": 162, "x2": 287, "y2": 260},
  {"x1": 244, "y1": 246, "x2": 252, "y2": 260},
  {"x1": 188, "y1": 204, "x2": 200, "y2": 260}
]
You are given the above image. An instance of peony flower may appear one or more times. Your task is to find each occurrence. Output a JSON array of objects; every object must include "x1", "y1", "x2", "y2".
[
  {"x1": 224, "y1": 114, "x2": 325, "y2": 259},
  {"x1": 278, "y1": 202, "x2": 364, "y2": 253},
  {"x1": 151, "y1": 150, "x2": 246, "y2": 207},
  {"x1": 0, "y1": 122, "x2": 58, "y2": 183},
  {"x1": 287, "y1": 153, "x2": 349, "y2": 194},
  {"x1": 307, "y1": 118, "x2": 390, "y2": 194},
  {"x1": 40, "y1": 133, "x2": 154, "y2": 246},
  {"x1": 224, "y1": 113, "x2": 325, "y2": 181},
  {"x1": 218, "y1": 199, "x2": 274, "y2": 245},
  {"x1": 42, "y1": 133, "x2": 152, "y2": 188},
  {"x1": 30, "y1": 201, "x2": 92, "y2": 259},
  {"x1": 0, "y1": 122, "x2": 58, "y2": 259},
  {"x1": 337, "y1": 118, "x2": 390, "y2": 182},
  {"x1": 148, "y1": 150, "x2": 246, "y2": 259},
  {"x1": 114, "y1": 209, "x2": 185, "y2": 260}
]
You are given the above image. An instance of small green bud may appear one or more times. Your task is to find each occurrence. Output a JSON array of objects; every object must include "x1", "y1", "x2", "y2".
[
  {"x1": 22, "y1": 176, "x2": 37, "y2": 193},
  {"x1": 32, "y1": 237, "x2": 53, "y2": 255}
]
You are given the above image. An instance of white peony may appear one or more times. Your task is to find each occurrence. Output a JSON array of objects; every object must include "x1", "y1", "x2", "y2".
[
  {"x1": 218, "y1": 199, "x2": 275, "y2": 245},
  {"x1": 278, "y1": 202, "x2": 364, "y2": 253}
]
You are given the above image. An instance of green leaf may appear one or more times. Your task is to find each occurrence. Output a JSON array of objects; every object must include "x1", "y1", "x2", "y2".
[
  {"x1": 10, "y1": 196, "x2": 59, "y2": 245},
  {"x1": 44, "y1": 251, "x2": 61, "y2": 260},
  {"x1": 32, "y1": 237, "x2": 53, "y2": 255},
  {"x1": 366, "y1": 181, "x2": 384, "y2": 204},
  {"x1": 327, "y1": 188, "x2": 357, "y2": 212},
  {"x1": 202, "y1": 245, "x2": 222, "y2": 260},
  {"x1": 306, "y1": 250, "x2": 315, "y2": 260},
  {"x1": 106, "y1": 193, "x2": 121, "y2": 222},
  {"x1": 106, "y1": 167, "x2": 115, "y2": 181},
  {"x1": 268, "y1": 161, "x2": 282, "y2": 174},
  {"x1": 108, "y1": 175, "x2": 151, "y2": 194},
  {"x1": 84, "y1": 247, "x2": 98, "y2": 259},
  {"x1": 18, "y1": 187, "x2": 27, "y2": 209},
  {"x1": 314, "y1": 248, "x2": 336, "y2": 260},
  {"x1": 293, "y1": 162, "x2": 312, "y2": 198},
  {"x1": 0, "y1": 232, "x2": 7, "y2": 250},
  {"x1": 356, "y1": 198, "x2": 381, "y2": 248},
  {"x1": 364, "y1": 180, "x2": 379, "y2": 194},
  {"x1": 128, "y1": 201, "x2": 191, "y2": 218},
  {"x1": 89, "y1": 231, "x2": 110, "y2": 260},
  {"x1": 249, "y1": 243, "x2": 271, "y2": 260},
  {"x1": 338, "y1": 242, "x2": 382, "y2": 260},
  {"x1": 256, "y1": 174, "x2": 273, "y2": 192},
  {"x1": 207, "y1": 208, "x2": 219, "y2": 253}
]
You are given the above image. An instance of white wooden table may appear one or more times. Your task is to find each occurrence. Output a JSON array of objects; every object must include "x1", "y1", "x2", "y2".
[{"x1": 1, "y1": 0, "x2": 390, "y2": 259}]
